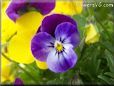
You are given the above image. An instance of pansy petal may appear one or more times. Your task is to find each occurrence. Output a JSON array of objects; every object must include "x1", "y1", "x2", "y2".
[
  {"x1": 55, "y1": 22, "x2": 80, "y2": 47},
  {"x1": 47, "y1": 48, "x2": 77, "y2": 73},
  {"x1": 8, "y1": 12, "x2": 43, "y2": 64},
  {"x1": 16, "y1": 12, "x2": 43, "y2": 32},
  {"x1": 1, "y1": 56, "x2": 14, "y2": 83},
  {"x1": 30, "y1": 0, "x2": 55, "y2": 15},
  {"x1": 2, "y1": 2, "x2": 17, "y2": 45},
  {"x1": 53, "y1": 0, "x2": 83, "y2": 15},
  {"x1": 36, "y1": 60, "x2": 48, "y2": 70},
  {"x1": 31, "y1": 32, "x2": 55, "y2": 61},
  {"x1": 1, "y1": 56, "x2": 11, "y2": 79},
  {"x1": 6, "y1": 0, "x2": 26, "y2": 22},
  {"x1": 41, "y1": 14, "x2": 76, "y2": 36},
  {"x1": 2, "y1": 1, "x2": 10, "y2": 11},
  {"x1": 6, "y1": 0, "x2": 55, "y2": 22},
  {"x1": 8, "y1": 34, "x2": 35, "y2": 64}
]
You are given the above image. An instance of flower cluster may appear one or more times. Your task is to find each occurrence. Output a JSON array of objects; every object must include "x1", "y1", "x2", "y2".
[{"x1": 1, "y1": 0, "x2": 83, "y2": 83}]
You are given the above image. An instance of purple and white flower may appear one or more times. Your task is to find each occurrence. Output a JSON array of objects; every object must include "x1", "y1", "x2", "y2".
[{"x1": 31, "y1": 14, "x2": 80, "y2": 73}]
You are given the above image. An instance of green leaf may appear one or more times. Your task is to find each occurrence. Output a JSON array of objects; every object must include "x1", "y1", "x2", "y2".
[
  {"x1": 94, "y1": 7, "x2": 111, "y2": 21},
  {"x1": 100, "y1": 41, "x2": 114, "y2": 54},
  {"x1": 98, "y1": 75, "x2": 114, "y2": 84},
  {"x1": 104, "y1": 72, "x2": 114, "y2": 78},
  {"x1": 105, "y1": 50, "x2": 114, "y2": 72}
]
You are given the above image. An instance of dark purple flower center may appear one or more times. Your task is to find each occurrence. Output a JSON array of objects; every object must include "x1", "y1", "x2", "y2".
[
  {"x1": 48, "y1": 39, "x2": 66, "y2": 58},
  {"x1": 17, "y1": 3, "x2": 38, "y2": 16}
]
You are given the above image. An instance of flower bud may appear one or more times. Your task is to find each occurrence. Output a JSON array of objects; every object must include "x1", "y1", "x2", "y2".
[{"x1": 85, "y1": 23, "x2": 100, "y2": 44}]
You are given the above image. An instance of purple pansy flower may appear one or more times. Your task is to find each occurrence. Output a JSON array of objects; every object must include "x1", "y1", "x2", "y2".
[
  {"x1": 14, "y1": 78, "x2": 23, "y2": 86},
  {"x1": 6, "y1": 0, "x2": 55, "y2": 22},
  {"x1": 31, "y1": 14, "x2": 80, "y2": 73}
]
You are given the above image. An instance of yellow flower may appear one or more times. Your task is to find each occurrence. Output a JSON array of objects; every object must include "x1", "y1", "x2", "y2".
[
  {"x1": 53, "y1": 0, "x2": 83, "y2": 15},
  {"x1": 8, "y1": 12, "x2": 43, "y2": 64},
  {"x1": 1, "y1": 56, "x2": 14, "y2": 83},
  {"x1": 1, "y1": 1, "x2": 17, "y2": 45},
  {"x1": 1, "y1": 2, "x2": 15, "y2": 79},
  {"x1": 85, "y1": 23, "x2": 100, "y2": 44},
  {"x1": 2, "y1": 1, "x2": 48, "y2": 69}
]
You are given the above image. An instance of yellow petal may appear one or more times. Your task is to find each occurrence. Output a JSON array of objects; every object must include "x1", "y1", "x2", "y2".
[
  {"x1": 1, "y1": 15, "x2": 16, "y2": 44},
  {"x1": 1, "y1": 76, "x2": 7, "y2": 83},
  {"x1": 2, "y1": 1, "x2": 10, "y2": 11},
  {"x1": 87, "y1": 34, "x2": 100, "y2": 44},
  {"x1": 1, "y1": 1, "x2": 16, "y2": 45},
  {"x1": 9, "y1": 75, "x2": 15, "y2": 82},
  {"x1": 16, "y1": 12, "x2": 43, "y2": 32},
  {"x1": 8, "y1": 12, "x2": 43, "y2": 64},
  {"x1": 1, "y1": 56, "x2": 14, "y2": 83},
  {"x1": 8, "y1": 35, "x2": 34, "y2": 64},
  {"x1": 36, "y1": 60, "x2": 48, "y2": 70},
  {"x1": 53, "y1": 0, "x2": 83, "y2": 15},
  {"x1": 85, "y1": 24, "x2": 100, "y2": 44}
]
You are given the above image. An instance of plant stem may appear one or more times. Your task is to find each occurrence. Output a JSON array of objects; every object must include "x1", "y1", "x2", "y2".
[{"x1": 1, "y1": 53, "x2": 38, "y2": 83}]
